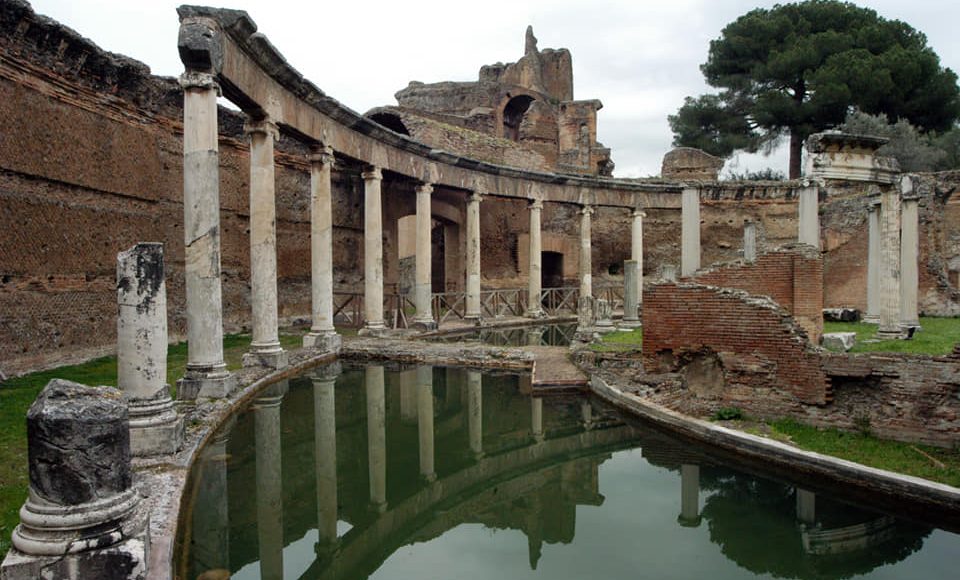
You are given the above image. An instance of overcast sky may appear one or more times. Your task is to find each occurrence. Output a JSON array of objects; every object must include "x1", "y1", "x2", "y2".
[{"x1": 27, "y1": 0, "x2": 960, "y2": 178}]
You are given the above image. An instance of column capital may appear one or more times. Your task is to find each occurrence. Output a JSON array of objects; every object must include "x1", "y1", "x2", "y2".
[
  {"x1": 631, "y1": 208, "x2": 646, "y2": 218},
  {"x1": 244, "y1": 116, "x2": 279, "y2": 141},
  {"x1": 362, "y1": 166, "x2": 382, "y2": 182},
  {"x1": 416, "y1": 182, "x2": 434, "y2": 196},
  {"x1": 308, "y1": 145, "x2": 335, "y2": 167},
  {"x1": 178, "y1": 71, "x2": 221, "y2": 94},
  {"x1": 469, "y1": 191, "x2": 484, "y2": 204},
  {"x1": 580, "y1": 205, "x2": 595, "y2": 216},
  {"x1": 528, "y1": 198, "x2": 543, "y2": 211}
]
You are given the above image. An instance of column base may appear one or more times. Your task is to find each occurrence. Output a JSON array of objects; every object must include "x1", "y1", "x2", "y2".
[
  {"x1": 619, "y1": 319, "x2": 642, "y2": 329},
  {"x1": 303, "y1": 331, "x2": 342, "y2": 352},
  {"x1": 421, "y1": 472, "x2": 437, "y2": 484},
  {"x1": 677, "y1": 515, "x2": 702, "y2": 528},
  {"x1": 369, "y1": 501, "x2": 388, "y2": 514},
  {"x1": 594, "y1": 321, "x2": 616, "y2": 334},
  {"x1": 411, "y1": 317, "x2": 437, "y2": 332},
  {"x1": 177, "y1": 366, "x2": 236, "y2": 400},
  {"x1": 464, "y1": 313, "x2": 482, "y2": 326},
  {"x1": 129, "y1": 394, "x2": 184, "y2": 456},
  {"x1": 524, "y1": 308, "x2": 546, "y2": 319},
  {"x1": 573, "y1": 328, "x2": 598, "y2": 343},
  {"x1": 862, "y1": 315, "x2": 880, "y2": 324},
  {"x1": 242, "y1": 343, "x2": 288, "y2": 370},
  {"x1": 358, "y1": 323, "x2": 389, "y2": 337},
  {"x1": 876, "y1": 325, "x2": 906, "y2": 340}
]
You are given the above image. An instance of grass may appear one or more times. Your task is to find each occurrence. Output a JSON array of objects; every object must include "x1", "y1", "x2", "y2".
[
  {"x1": 0, "y1": 329, "x2": 305, "y2": 559},
  {"x1": 824, "y1": 316, "x2": 960, "y2": 355},
  {"x1": 590, "y1": 327, "x2": 643, "y2": 353},
  {"x1": 768, "y1": 419, "x2": 960, "y2": 488}
]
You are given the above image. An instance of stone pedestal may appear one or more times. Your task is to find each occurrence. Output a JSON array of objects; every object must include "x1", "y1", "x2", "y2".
[
  {"x1": 177, "y1": 71, "x2": 235, "y2": 400},
  {"x1": 2, "y1": 380, "x2": 149, "y2": 580},
  {"x1": 465, "y1": 192, "x2": 483, "y2": 321},
  {"x1": 798, "y1": 182, "x2": 820, "y2": 249},
  {"x1": 117, "y1": 243, "x2": 183, "y2": 456},
  {"x1": 413, "y1": 183, "x2": 437, "y2": 330},
  {"x1": 594, "y1": 298, "x2": 614, "y2": 332},
  {"x1": 743, "y1": 220, "x2": 757, "y2": 262},
  {"x1": 864, "y1": 198, "x2": 881, "y2": 323},
  {"x1": 681, "y1": 187, "x2": 700, "y2": 277},
  {"x1": 304, "y1": 146, "x2": 341, "y2": 351},
  {"x1": 621, "y1": 260, "x2": 641, "y2": 328},
  {"x1": 362, "y1": 167, "x2": 386, "y2": 332},
  {"x1": 900, "y1": 179, "x2": 920, "y2": 330},
  {"x1": 526, "y1": 199, "x2": 545, "y2": 318}
]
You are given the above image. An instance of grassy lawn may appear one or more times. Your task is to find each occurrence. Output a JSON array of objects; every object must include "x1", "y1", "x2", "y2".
[
  {"x1": 590, "y1": 327, "x2": 643, "y2": 353},
  {"x1": 824, "y1": 316, "x2": 960, "y2": 355},
  {"x1": 0, "y1": 330, "x2": 304, "y2": 559}
]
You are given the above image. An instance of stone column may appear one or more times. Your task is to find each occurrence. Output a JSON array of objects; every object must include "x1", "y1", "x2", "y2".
[
  {"x1": 304, "y1": 146, "x2": 341, "y2": 351},
  {"x1": 417, "y1": 366, "x2": 436, "y2": 482},
  {"x1": 798, "y1": 183, "x2": 820, "y2": 249},
  {"x1": 362, "y1": 167, "x2": 385, "y2": 332},
  {"x1": 678, "y1": 464, "x2": 701, "y2": 527},
  {"x1": 526, "y1": 199, "x2": 545, "y2": 317},
  {"x1": 864, "y1": 198, "x2": 881, "y2": 323},
  {"x1": 313, "y1": 363, "x2": 340, "y2": 547},
  {"x1": 743, "y1": 219, "x2": 757, "y2": 262},
  {"x1": 366, "y1": 365, "x2": 387, "y2": 512},
  {"x1": 254, "y1": 380, "x2": 286, "y2": 580},
  {"x1": 413, "y1": 183, "x2": 436, "y2": 329},
  {"x1": 579, "y1": 205, "x2": 594, "y2": 300},
  {"x1": 243, "y1": 117, "x2": 287, "y2": 370},
  {"x1": 4, "y1": 380, "x2": 148, "y2": 578},
  {"x1": 877, "y1": 184, "x2": 903, "y2": 339},
  {"x1": 531, "y1": 397, "x2": 544, "y2": 443},
  {"x1": 796, "y1": 489, "x2": 816, "y2": 526},
  {"x1": 900, "y1": 177, "x2": 921, "y2": 330},
  {"x1": 622, "y1": 260, "x2": 641, "y2": 328},
  {"x1": 467, "y1": 370, "x2": 483, "y2": 459},
  {"x1": 117, "y1": 243, "x2": 183, "y2": 456},
  {"x1": 465, "y1": 192, "x2": 483, "y2": 321},
  {"x1": 631, "y1": 209, "x2": 645, "y2": 305},
  {"x1": 177, "y1": 71, "x2": 234, "y2": 399},
  {"x1": 681, "y1": 187, "x2": 700, "y2": 277}
]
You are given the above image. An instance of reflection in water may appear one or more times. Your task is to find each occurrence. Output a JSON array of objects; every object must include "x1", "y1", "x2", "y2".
[
  {"x1": 429, "y1": 323, "x2": 577, "y2": 346},
  {"x1": 182, "y1": 365, "x2": 957, "y2": 580}
]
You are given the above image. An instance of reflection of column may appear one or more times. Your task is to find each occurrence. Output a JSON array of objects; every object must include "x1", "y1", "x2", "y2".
[
  {"x1": 399, "y1": 369, "x2": 417, "y2": 424},
  {"x1": 531, "y1": 397, "x2": 544, "y2": 443},
  {"x1": 798, "y1": 183, "x2": 820, "y2": 249},
  {"x1": 631, "y1": 209, "x2": 644, "y2": 303},
  {"x1": 526, "y1": 199, "x2": 544, "y2": 317},
  {"x1": 743, "y1": 219, "x2": 757, "y2": 262},
  {"x1": 362, "y1": 167, "x2": 385, "y2": 331},
  {"x1": 678, "y1": 464, "x2": 701, "y2": 527},
  {"x1": 417, "y1": 366, "x2": 436, "y2": 481},
  {"x1": 525, "y1": 326, "x2": 544, "y2": 346},
  {"x1": 243, "y1": 117, "x2": 287, "y2": 369},
  {"x1": 191, "y1": 420, "x2": 232, "y2": 579},
  {"x1": 865, "y1": 199, "x2": 881, "y2": 323},
  {"x1": 254, "y1": 380, "x2": 287, "y2": 580},
  {"x1": 580, "y1": 401, "x2": 593, "y2": 430},
  {"x1": 413, "y1": 183, "x2": 436, "y2": 329},
  {"x1": 900, "y1": 177, "x2": 920, "y2": 330},
  {"x1": 681, "y1": 187, "x2": 700, "y2": 277},
  {"x1": 365, "y1": 366, "x2": 387, "y2": 511},
  {"x1": 579, "y1": 205, "x2": 594, "y2": 300},
  {"x1": 467, "y1": 371, "x2": 483, "y2": 459},
  {"x1": 466, "y1": 192, "x2": 483, "y2": 321},
  {"x1": 304, "y1": 146, "x2": 341, "y2": 350},
  {"x1": 177, "y1": 71, "x2": 234, "y2": 399},
  {"x1": 313, "y1": 364, "x2": 340, "y2": 547},
  {"x1": 877, "y1": 183, "x2": 903, "y2": 339},
  {"x1": 796, "y1": 488, "x2": 816, "y2": 526}
]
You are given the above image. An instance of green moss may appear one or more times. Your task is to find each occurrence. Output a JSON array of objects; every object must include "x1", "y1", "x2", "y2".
[{"x1": 824, "y1": 316, "x2": 960, "y2": 355}]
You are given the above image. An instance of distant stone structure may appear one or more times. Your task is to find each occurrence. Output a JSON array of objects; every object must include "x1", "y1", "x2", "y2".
[
  {"x1": 661, "y1": 147, "x2": 724, "y2": 180},
  {"x1": 804, "y1": 131, "x2": 900, "y2": 183},
  {"x1": 367, "y1": 26, "x2": 614, "y2": 176}
]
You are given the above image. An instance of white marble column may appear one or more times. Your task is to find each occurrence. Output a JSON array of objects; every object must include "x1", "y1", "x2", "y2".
[
  {"x1": 413, "y1": 183, "x2": 436, "y2": 329},
  {"x1": 365, "y1": 365, "x2": 387, "y2": 512},
  {"x1": 117, "y1": 243, "x2": 183, "y2": 456},
  {"x1": 631, "y1": 209, "x2": 645, "y2": 305},
  {"x1": 304, "y1": 146, "x2": 341, "y2": 351},
  {"x1": 531, "y1": 397, "x2": 544, "y2": 443},
  {"x1": 798, "y1": 183, "x2": 820, "y2": 249},
  {"x1": 865, "y1": 198, "x2": 881, "y2": 323},
  {"x1": 678, "y1": 464, "x2": 701, "y2": 527},
  {"x1": 743, "y1": 219, "x2": 757, "y2": 262},
  {"x1": 313, "y1": 365, "x2": 339, "y2": 547},
  {"x1": 465, "y1": 192, "x2": 483, "y2": 321},
  {"x1": 526, "y1": 199, "x2": 545, "y2": 317},
  {"x1": 177, "y1": 71, "x2": 234, "y2": 399},
  {"x1": 417, "y1": 366, "x2": 436, "y2": 482},
  {"x1": 622, "y1": 260, "x2": 641, "y2": 328},
  {"x1": 580, "y1": 205, "x2": 594, "y2": 300},
  {"x1": 877, "y1": 184, "x2": 903, "y2": 339},
  {"x1": 243, "y1": 117, "x2": 287, "y2": 370},
  {"x1": 681, "y1": 187, "x2": 700, "y2": 277},
  {"x1": 467, "y1": 370, "x2": 483, "y2": 459},
  {"x1": 362, "y1": 167, "x2": 385, "y2": 332},
  {"x1": 254, "y1": 381, "x2": 287, "y2": 580},
  {"x1": 900, "y1": 177, "x2": 920, "y2": 330}
]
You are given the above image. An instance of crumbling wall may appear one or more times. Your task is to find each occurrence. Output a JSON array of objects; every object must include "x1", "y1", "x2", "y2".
[{"x1": 642, "y1": 283, "x2": 830, "y2": 408}]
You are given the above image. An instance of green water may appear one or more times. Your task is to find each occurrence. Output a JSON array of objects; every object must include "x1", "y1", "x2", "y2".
[{"x1": 181, "y1": 364, "x2": 959, "y2": 580}]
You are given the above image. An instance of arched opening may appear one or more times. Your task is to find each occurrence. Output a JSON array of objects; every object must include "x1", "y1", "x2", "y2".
[
  {"x1": 369, "y1": 112, "x2": 410, "y2": 136},
  {"x1": 502, "y1": 95, "x2": 535, "y2": 141},
  {"x1": 542, "y1": 251, "x2": 564, "y2": 288}
]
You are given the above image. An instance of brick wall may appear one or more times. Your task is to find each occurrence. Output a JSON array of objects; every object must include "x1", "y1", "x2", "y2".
[
  {"x1": 643, "y1": 283, "x2": 830, "y2": 406},
  {"x1": 691, "y1": 245, "x2": 824, "y2": 344}
]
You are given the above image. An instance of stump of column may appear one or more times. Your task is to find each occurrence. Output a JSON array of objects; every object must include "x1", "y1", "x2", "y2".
[
  {"x1": 304, "y1": 146, "x2": 342, "y2": 352},
  {"x1": 864, "y1": 198, "x2": 881, "y2": 324},
  {"x1": 2, "y1": 380, "x2": 149, "y2": 579},
  {"x1": 117, "y1": 243, "x2": 183, "y2": 456},
  {"x1": 594, "y1": 298, "x2": 614, "y2": 332},
  {"x1": 573, "y1": 295, "x2": 596, "y2": 343},
  {"x1": 621, "y1": 259, "x2": 641, "y2": 328},
  {"x1": 743, "y1": 220, "x2": 757, "y2": 262}
]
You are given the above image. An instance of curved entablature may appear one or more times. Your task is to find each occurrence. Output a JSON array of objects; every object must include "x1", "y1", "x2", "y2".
[{"x1": 176, "y1": 4, "x2": 682, "y2": 208}]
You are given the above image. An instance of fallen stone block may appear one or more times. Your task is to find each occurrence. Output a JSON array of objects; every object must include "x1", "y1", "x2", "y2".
[
  {"x1": 823, "y1": 308, "x2": 860, "y2": 322},
  {"x1": 822, "y1": 332, "x2": 857, "y2": 352}
]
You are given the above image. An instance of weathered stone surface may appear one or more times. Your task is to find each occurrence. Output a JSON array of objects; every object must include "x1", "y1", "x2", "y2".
[
  {"x1": 822, "y1": 332, "x2": 856, "y2": 352},
  {"x1": 823, "y1": 307, "x2": 860, "y2": 322},
  {"x1": 661, "y1": 148, "x2": 723, "y2": 180},
  {"x1": 805, "y1": 131, "x2": 899, "y2": 184}
]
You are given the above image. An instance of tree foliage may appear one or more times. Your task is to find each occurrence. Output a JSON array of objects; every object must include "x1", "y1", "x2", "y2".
[{"x1": 668, "y1": 0, "x2": 960, "y2": 178}]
